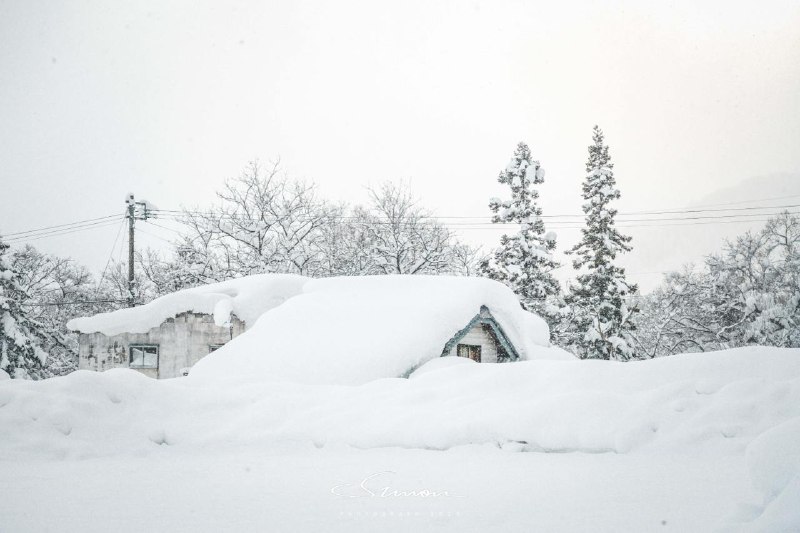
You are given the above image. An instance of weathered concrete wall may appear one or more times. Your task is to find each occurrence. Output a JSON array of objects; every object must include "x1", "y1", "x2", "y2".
[
  {"x1": 77, "y1": 312, "x2": 245, "y2": 379},
  {"x1": 446, "y1": 323, "x2": 499, "y2": 363}
]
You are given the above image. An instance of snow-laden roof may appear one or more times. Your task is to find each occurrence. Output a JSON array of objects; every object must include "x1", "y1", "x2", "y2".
[
  {"x1": 189, "y1": 275, "x2": 566, "y2": 385},
  {"x1": 66, "y1": 274, "x2": 308, "y2": 335}
]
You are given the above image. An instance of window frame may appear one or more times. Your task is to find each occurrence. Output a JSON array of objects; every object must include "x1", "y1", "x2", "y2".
[
  {"x1": 129, "y1": 344, "x2": 159, "y2": 369},
  {"x1": 456, "y1": 343, "x2": 482, "y2": 362}
]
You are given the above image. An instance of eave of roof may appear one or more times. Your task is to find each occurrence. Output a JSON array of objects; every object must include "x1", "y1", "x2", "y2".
[{"x1": 440, "y1": 305, "x2": 521, "y2": 361}]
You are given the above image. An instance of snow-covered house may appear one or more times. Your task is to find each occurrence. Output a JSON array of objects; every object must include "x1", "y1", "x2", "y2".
[
  {"x1": 441, "y1": 305, "x2": 520, "y2": 363},
  {"x1": 67, "y1": 275, "x2": 308, "y2": 379},
  {"x1": 70, "y1": 311, "x2": 247, "y2": 379},
  {"x1": 187, "y1": 275, "x2": 568, "y2": 386},
  {"x1": 69, "y1": 274, "x2": 568, "y2": 382}
]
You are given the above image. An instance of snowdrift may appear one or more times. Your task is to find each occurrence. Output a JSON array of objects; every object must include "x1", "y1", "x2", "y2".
[
  {"x1": 5, "y1": 347, "x2": 798, "y2": 458},
  {"x1": 188, "y1": 275, "x2": 565, "y2": 385},
  {"x1": 1, "y1": 347, "x2": 799, "y2": 529},
  {"x1": 66, "y1": 274, "x2": 308, "y2": 335},
  {"x1": 743, "y1": 418, "x2": 800, "y2": 531}
]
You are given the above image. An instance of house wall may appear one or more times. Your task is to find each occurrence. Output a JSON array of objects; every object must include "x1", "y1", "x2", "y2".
[
  {"x1": 446, "y1": 323, "x2": 498, "y2": 363},
  {"x1": 77, "y1": 312, "x2": 245, "y2": 379}
]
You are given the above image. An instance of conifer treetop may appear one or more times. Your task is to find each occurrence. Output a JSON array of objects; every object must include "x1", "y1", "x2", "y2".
[
  {"x1": 564, "y1": 126, "x2": 638, "y2": 360},
  {"x1": 481, "y1": 141, "x2": 561, "y2": 317},
  {"x1": 570, "y1": 125, "x2": 633, "y2": 270}
]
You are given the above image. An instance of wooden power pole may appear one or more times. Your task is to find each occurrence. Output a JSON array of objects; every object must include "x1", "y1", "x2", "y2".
[{"x1": 125, "y1": 193, "x2": 152, "y2": 307}]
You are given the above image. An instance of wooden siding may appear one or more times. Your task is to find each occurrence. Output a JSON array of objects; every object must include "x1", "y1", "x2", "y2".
[{"x1": 446, "y1": 323, "x2": 498, "y2": 363}]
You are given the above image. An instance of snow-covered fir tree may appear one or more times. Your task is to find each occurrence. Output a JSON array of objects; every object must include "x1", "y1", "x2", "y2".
[
  {"x1": 565, "y1": 126, "x2": 637, "y2": 360},
  {"x1": 480, "y1": 142, "x2": 561, "y2": 323},
  {"x1": 0, "y1": 236, "x2": 56, "y2": 378}
]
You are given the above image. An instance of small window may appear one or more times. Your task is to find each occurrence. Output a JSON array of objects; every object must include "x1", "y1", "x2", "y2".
[
  {"x1": 129, "y1": 344, "x2": 159, "y2": 369},
  {"x1": 456, "y1": 344, "x2": 482, "y2": 363},
  {"x1": 208, "y1": 344, "x2": 225, "y2": 353}
]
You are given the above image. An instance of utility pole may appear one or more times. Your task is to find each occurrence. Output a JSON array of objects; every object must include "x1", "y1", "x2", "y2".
[{"x1": 125, "y1": 193, "x2": 152, "y2": 307}]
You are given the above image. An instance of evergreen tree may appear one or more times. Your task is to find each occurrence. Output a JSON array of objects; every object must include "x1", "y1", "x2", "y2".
[
  {"x1": 565, "y1": 126, "x2": 637, "y2": 360},
  {"x1": 480, "y1": 142, "x2": 561, "y2": 322},
  {"x1": 0, "y1": 236, "x2": 54, "y2": 378},
  {"x1": 10, "y1": 244, "x2": 114, "y2": 377}
]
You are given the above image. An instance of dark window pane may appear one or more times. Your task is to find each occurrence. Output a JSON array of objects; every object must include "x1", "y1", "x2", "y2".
[{"x1": 129, "y1": 345, "x2": 158, "y2": 368}]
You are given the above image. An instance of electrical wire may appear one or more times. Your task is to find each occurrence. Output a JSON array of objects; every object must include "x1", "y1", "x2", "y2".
[
  {"x1": 4, "y1": 218, "x2": 124, "y2": 243},
  {"x1": 20, "y1": 299, "x2": 131, "y2": 307},
  {"x1": 147, "y1": 208, "x2": 800, "y2": 230},
  {"x1": 4, "y1": 195, "x2": 798, "y2": 247},
  {"x1": 94, "y1": 218, "x2": 126, "y2": 297},
  {"x1": 148, "y1": 198, "x2": 800, "y2": 221},
  {"x1": 3, "y1": 214, "x2": 121, "y2": 237}
]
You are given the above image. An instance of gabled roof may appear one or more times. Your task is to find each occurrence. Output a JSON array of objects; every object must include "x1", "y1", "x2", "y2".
[{"x1": 441, "y1": 305, "x2": 521, "y2": 361}]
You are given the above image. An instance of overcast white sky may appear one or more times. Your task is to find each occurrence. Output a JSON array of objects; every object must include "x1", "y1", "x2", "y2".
[{"x1": 1, "y1": 0, "x2": 799, "y2": 291}]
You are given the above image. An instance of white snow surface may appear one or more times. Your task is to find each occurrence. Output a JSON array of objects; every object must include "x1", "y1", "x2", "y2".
[
  {"x1": 66, "y1": 274, "x2": 308, "y2": 335},
  {"x1": 743, "y1": 417, "x2": 800, "y2": 531},
  {"x1": 188, "y1": 275, "x2": 559, "y2": 385},
  {"x1": 1, "y1": 347, "x2": 799, "y2": 531},
  {"x1": 2, "y1": 346, "x2": 800, "y2": 531}
]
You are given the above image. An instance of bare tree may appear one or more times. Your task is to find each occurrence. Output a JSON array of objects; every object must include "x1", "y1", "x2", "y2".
[
  {"x1": 315, "y1": 204, "x2": 376, "y2": 276},
  {"x1": 361, "y1": 182, "x2": 454, "y2": 275},
  {"x1": 175, "y1": 160, "x2": 334, "y2": 279},
  {"x1": 153, "y1": 168, "x2": 482, "y2": 282},
  {"x1": 445, "y1": 242, "x2": 486, "y2": 276}
]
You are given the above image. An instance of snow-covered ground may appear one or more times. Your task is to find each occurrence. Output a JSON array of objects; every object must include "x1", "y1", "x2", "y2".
[
  {"x1": 0, "y1": 446, "x2": 756, "y2": 532},
  {"x1": 1, "y1": 346, "x2": 799, "y2": 531}
]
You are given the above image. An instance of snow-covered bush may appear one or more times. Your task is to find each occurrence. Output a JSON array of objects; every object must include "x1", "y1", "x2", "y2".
[
  {"x1": 635, "y1": 211, "x2": 800, "y2": 356},
  {"x1": 0, "y1": 237, "x2": 64, "y2": 379}
]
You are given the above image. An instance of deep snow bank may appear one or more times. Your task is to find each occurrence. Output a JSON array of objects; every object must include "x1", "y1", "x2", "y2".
[
  {"x1": 188, "y1": 275, "x2": 564, "y2": 385},
  {"x1": 741, "y1": 418, "x2": 800, "y2": 531},
  {"x1": 1, "y1": 346, "x2": 798, "y2": 460},
  {"x1": 2, "y1": 347, "x2": 799, "y2": 531},
  {"x1": 67, "y1": 274, "x2": 308, "y2": 335}
]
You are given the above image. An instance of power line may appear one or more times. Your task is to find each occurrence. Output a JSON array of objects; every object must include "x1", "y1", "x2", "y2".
[
  {"x1": 3, "y1": 196, "x2": 797, "y2": 246},
  {"x1": 519, "y1": 209, "x2": 800, "y2": 226},
  {"x1": 149, "y1": 198, "x2": 800, "y2": 220},
  {"x1": 430, "y1": 216, "x2": 794, "y2": 231},
  {"x1": 136, "y1": 227, "x2": 173, "y2": 244},
  {"x1": 20, "y1": 299, "x2": 130, "y2": 307},
  {"x1": 5, "y1": 195, "x2": 797, "y2": 242},
  {"x1": 94, "y1": 218, "x2": 126, "y2": 297},
  {"x1": 148, "y1": 208, "x2": 799, "y2": 230},
  {"x1": 4, "y1": 218, "x2": 124, "y2": 243},
  {"x1": 3, "y1": 214, "x2": 120, "y2": 237},
  {"x1": 612, "y1": 202, "x2": 800, "y2": 217},
  {"x1": 682, "y1": 193, "x2": 800, "y2": 209},
  {"x1": 143, "y1": 220, "x2": 186, "y2": 235},
  {"x1": 4, "y1": 218, "x2": 123, "y2": 241}
]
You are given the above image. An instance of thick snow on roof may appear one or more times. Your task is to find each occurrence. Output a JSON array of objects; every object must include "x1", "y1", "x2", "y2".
[
  {"x1": 66, "y1": 274, "x2": 308, "y2": 335},
  {"x1": 189, "y1": 275, "x2": 565, "y2": 385}
]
